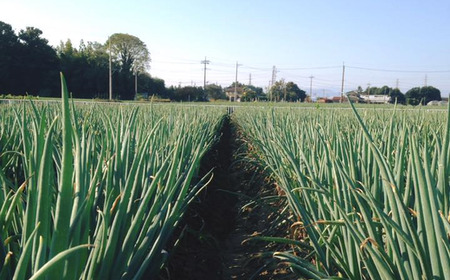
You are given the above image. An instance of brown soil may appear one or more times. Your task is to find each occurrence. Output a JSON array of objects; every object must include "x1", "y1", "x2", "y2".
[{"x1": 159, "y1": 116, "x2": 296, "y2": 280}]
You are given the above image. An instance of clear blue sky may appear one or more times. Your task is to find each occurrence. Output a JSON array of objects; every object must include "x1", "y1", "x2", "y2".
[{"x1": 2, "y1": 0, "x2": 450, "y2": 96}]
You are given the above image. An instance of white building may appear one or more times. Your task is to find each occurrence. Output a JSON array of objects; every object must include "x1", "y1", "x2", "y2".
[{"x1": 360, "y1": 95, "x2": 391, "y2": 104}]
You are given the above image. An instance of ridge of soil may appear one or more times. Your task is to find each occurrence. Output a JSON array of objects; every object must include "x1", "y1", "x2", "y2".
[{"x1": 160, "y1": 116, "x2": 295, "y2": 280}]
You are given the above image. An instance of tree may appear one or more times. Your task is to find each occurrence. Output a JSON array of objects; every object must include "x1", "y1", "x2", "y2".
[
  {"x1": 0, "y1": 21, "x2": 20, "y2": 94},
  {"x1": 205, "y1": 84, "x2": 226, "y2": 100},
  {"x1": 270, "y1": 80, "x2": 306, "y2": 102},
  {"x1": 169, "y1": 86, "x2": 205, "y2": 102},
  {"x1": 420, "y1": 86, "x2": 441, "y2": 103},
  {"x1": 223, "y1": 82, "x2": 264, "y2": 101},
  {"x1": 57, "y1": 39, "x2": 109, "y2": 99},
  {"x1": 378, "y1": 85, "x2": 391, "y2": 95},
  {"x1": 389, "y1": 88, "x2": 405, "y2": 104},
  {"x1": 285, "y1": 81, "x2": 306, "y2": 102},
  {"x1": 405, "y1": 87, "x2": 421, "y2": 105},
  {"x1": 106, "y1": 33, "x2": 150, "y2": 100},
  {"x1": 357, "y1": 86, "x2": 364, "y2": 95},
  {"x1": 241, "y1": 86, "x2": 257, "y2": 101},
  {"x1": 269, "y1": 79, "x2": 285, "y2": 101},
  {"x1": 16, "y1": 27, "x2": 60, "y2": 96},
  {"x1": 82, "y1": 41, "x2": 110, "y2": 98},
  {"x1": 405, "y1": 86, "x2": 441, "y2": 105},
  {"x1": 137, "y1": 73, "x2": 166, "y2": 97},
  {"x1": 242, "y1": 85, "x2": 264, "y2": 101},
  {"x1": 0, "y1": 23, "x2": 59, "y2": 96},
  {"x1": 364, "y1": 86, "x2": 379, "y2": 95}
]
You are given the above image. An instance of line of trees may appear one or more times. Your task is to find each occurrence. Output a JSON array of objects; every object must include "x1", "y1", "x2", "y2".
[
  {"x1": 355, "y1": 85, "x2": 443, "y2": 105},
  {"x1": 268, "y1": 79, "x2": 307, "y2": 102},
  {"x1": 57, "y1": 35, "x2": 165, "y2": 100},
  {"x1": 0, "y1": 21, "x2": 163, "y2": 100},
  {"x1": 0, "y1": 21, "x2": 245, "y2": 102},
  {"x1": 0, "y1": 22, "x2": 60, "y2": 96},
  {"x1": 404, "y1": 86, "x2": 442, "y2": 105}
]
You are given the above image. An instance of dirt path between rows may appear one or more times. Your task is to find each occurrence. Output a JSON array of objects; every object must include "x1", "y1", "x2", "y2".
[{"x1": 160, "y1": 116, "x2": 294, "y2": 280}]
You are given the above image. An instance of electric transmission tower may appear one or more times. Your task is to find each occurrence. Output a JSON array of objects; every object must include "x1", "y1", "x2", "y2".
[
  {"x1": 271, "y1": 66, "x2": 277, "y2": 86},
  {"x1": 309, "y1": 76, "x2": 314, "y2": 99}
]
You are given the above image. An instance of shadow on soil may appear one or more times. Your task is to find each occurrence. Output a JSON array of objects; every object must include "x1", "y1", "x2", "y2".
[{"x1": 160, "y1": 115, "x2": 294, "y2": 280}]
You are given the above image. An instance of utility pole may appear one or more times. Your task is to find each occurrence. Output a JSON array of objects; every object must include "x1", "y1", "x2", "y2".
[
  {"x1": 367, "y1": 83, "x2": 371, "y2": 95},
  {"x1": 424, "y1": 74, "x2": 428, "y2": 87},
  {"x1": 309, "y1": 75, "x2": 314, "y2": 100},
  {"x1": 135, "y1": 71, "x2": 138, "y2": 96},
  {"x1": 201, "y1": 57, "x2": 210, "y2": 90},
  {"x1": 340, "y1": 63, "x2": 345, "y2": 103},
  {"x1": 234, "y1": 61, "x2": 242, "y2": 101},
  {"x1": 249, "y1": 73, "x2": 252, "y2": 85},
  {"x1": 109, "y1": 37, "x2": 112, "y2": 100},
  {"x1": 271, "y1": 66, "x2": 278, "y2": 102}
]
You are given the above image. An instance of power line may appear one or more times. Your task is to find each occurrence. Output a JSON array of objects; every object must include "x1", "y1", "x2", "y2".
[
  {"x1": 347, "y1": 66, "x2": 450, "y2": 73},
  {"x1": 279, "y1": 66, "x2": 341, "y2": 70},
  {"x1": 152, "y1": 60, "x2": 198, "y2": 65},
  {"x1": 152, "y1": 58, "x2": 450, "y2": 92},
  {"x1": 154, "y1": 58, "x2": 450, "y2": 74}
]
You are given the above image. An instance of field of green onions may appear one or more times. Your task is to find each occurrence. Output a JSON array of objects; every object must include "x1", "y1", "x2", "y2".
[
  {"x1": 1, "y1": 74, "x2": 449, "y2": 280},
  {"x1": 0, "y1": 75, "x2": 225, "y2": 279},
  {"x1": 235, "y1": 105, "x2": 450, "y2": 279}
]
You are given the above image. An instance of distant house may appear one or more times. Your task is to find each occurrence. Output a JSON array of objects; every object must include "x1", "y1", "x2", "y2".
[
  {"x1": 360, "y1": 95, "x2": 391, "y2": 104},
  {"x1": 224, "y1": 87, "x2": 242, "y2": 102}
]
